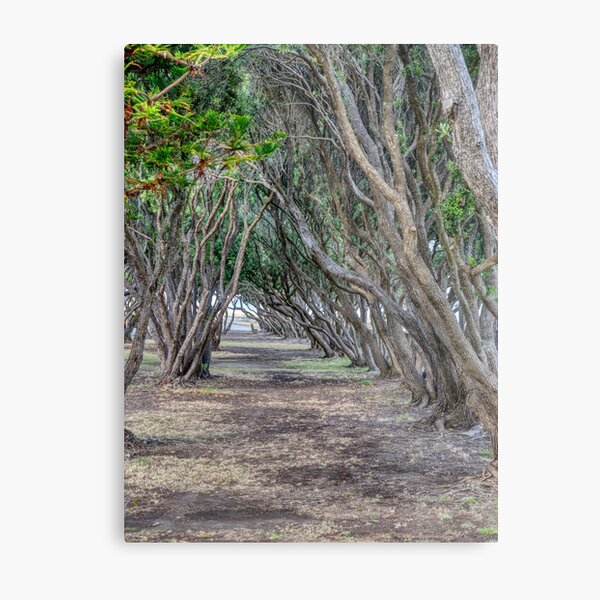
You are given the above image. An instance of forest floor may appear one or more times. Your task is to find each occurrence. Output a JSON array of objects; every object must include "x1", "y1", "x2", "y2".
[{"x1": 124, "y1": 333, "x2": 497, "y2": 542}]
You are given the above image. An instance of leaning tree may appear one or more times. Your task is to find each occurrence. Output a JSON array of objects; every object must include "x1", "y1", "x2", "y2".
[
  {"x1": 243, "y1": 44, "x2": 498, "y2": 475},
  {"x1": 124, "y1": 44, "x2": 499, "y2": 479}
]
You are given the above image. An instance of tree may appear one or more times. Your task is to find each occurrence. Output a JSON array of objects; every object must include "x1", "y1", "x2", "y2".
[
  {"x1": 124, "y1": 44, "x2": 283, "y2": 389},
  {"x1": 124, "y1": 43, "x2": 499, "y2": 480},
  {"x1": 427, "y1": 44, "x2": 498, "y2": 239},
  {"x1": 243, "y1": 44, "x2": 498, "y2": 475}
]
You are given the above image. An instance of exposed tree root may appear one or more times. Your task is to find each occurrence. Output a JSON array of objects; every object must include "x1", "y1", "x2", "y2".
[
  {"x1": 124, "y1": 427, "x2": 147, "y2": 458},
  {"x1": 439, "y1": 460, "x2": 498, "y2": 495},
  {"x1": 157, "y1": 373, "x2": 214, "y2": 388},
  {"x1": 482, "y1": 459, "x2": 498, "y2": 487}
]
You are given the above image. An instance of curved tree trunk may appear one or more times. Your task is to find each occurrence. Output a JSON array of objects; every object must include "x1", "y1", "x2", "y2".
[{"x1": 427, "y1": 44, "x2": 498, "y2": 239}]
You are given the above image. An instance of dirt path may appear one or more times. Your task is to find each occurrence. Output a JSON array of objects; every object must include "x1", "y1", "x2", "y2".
[{"x1": 124, "y1": 333, "x2": 497, "y2": 542}]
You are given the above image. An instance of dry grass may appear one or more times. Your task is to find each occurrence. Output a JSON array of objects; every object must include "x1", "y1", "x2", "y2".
[{"x1": 124, "y1": 333, "x2": 497, "y2": 543}]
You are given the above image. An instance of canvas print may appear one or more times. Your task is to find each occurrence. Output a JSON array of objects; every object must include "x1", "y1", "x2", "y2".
[{"x1": 124, "y1": 44, "x2": 498, "y2": 542}]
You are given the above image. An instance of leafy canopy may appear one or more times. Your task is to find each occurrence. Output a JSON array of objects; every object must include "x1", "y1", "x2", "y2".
[{"x1": 124, "y1": 44, "x2": 285, "y2": 199}]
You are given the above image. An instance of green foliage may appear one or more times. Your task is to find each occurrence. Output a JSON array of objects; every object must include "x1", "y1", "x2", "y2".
[
  {"x1": 124, "y1": 44, "x2": 284, "y2": 203},
  {"x1": 228, "y1": 114, "x2": 252, "y2": 148},
  {"x1": 395, "y1": 119, "x2": 409, "y2": 153},
  {"x1": 395, "y1": 414, "x2": 413, "y2": 422},
  {"x1": 436, "y1": 120, "x2": 452, "y2": 142},
  {"x1": 284, "y1": 357, "x2": 359, "y2": 372},
  {"x1": 441, "y1": 184, "x2": 475, "y2": 235},
  {"x1": 190, "y1": 55, "x2": 250, "y2": 114},
  {"x1": 486, "y1": 285, "x2": 497, "y2": 299},
  {"x1": 446, "y1": 161, "x2": 462, "y2": 181},
  {"x1": 254, "y1": 131, "x2": 287, "y2": 158},
  {"x1": 201, "y1": 108, "x2": 225, "y2": 131},
  {"x1": 477, "y1": 527, "x2": 497, "y2": 536},
  {"x1": 461, "y1": 44, "x2": 480, "y2": 80},
  {"x1": 402, "y1": 44, "x2": 427, "y2": 79}
]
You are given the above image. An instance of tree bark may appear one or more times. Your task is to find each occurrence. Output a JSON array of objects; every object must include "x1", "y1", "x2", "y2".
[{"x1": 427, "y1": 44, "x2": 498, "y2": 239}]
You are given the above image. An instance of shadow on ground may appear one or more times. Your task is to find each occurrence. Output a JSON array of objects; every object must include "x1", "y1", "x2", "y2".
[{"x1": 124, "y1": 333, "x2": 497, "y2": 542}]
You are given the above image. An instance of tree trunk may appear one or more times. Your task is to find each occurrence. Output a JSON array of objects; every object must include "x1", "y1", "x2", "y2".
[{"x1": 427, "y1": 44, "x2": 498, "y2": 239}]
